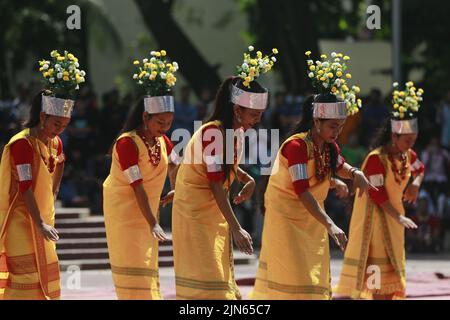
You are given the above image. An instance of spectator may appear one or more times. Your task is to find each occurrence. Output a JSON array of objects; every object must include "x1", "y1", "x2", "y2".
[
  {"x1": 170, "y1": 86, "x2": 198, "y2": 135},
  {"x1": 421, "y1": 136, "x2": 450, "y2": 203}
]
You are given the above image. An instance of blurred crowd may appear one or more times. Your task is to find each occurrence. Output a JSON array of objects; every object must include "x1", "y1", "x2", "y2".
[{"x1": 1, "y1": 83, "x2": 450, "y2": 253}]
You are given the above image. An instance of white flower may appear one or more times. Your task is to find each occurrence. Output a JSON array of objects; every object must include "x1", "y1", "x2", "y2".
[
  {"x1": 248, "y1": 46, "x2": 254, "y2": 52},
  {"x1": 307, "y1": 59, "x2": 313, "y2": 65},
  {"x1": 331, "y1": 52, "x2": 337, "y2": 58},
  {"x1": 308, "y1": 72, "x2": 314, "y2": 78},
  {"x1": 42, "y1": 64, "x2": 49, "y2": 70},
  {"x1": 79, "y1": 77, "x2": 85, "y2": 83},
  {"x1": 138, "y1": 80, "x2": 143, "y2": 85},
  {"x1": 271, "y1": 57, "x2": 277, "y2": 62},
  {"x1": 150, "y1": 57, "x2": 157, "y2": 62},
  {"x1": 323, "y1": 82, "x2": 329, "y2": 88},
  {"x1": 150, "y1": 51, "x2": 156, "y2": 56},
  {"x1": 173, "y1": 62, "x2": 179, "y2": 71},
  {"x1": 80, "y1": 70, "x2": 86, "y2": 77},
  {"x1": 334, "y1": 79, "x2": 341, "y2": 87},
  {"x1": 393, "y1": 82, "x2": 399, "y2": 87},
  {"x1": 133, "y1": 74, "x2": 138, "y2": 79},
  {"x1": 393, "y1": 111, "x2": 399, "y2": 117},
  {"x1": 55, "y1": 64, "x2": 61, "y2": 71},
  {"x1": 76, "y1": 85, "x2": 80, "y2": 90},
  {"x1": 75, "y1": 62, "x2": 79, "y2": 68},
  {"x1": 49, "y1": 78, "x2": 55, "y2": 83},
  {"x1": 57, "y1": 73, "x2": 63, "y2": 79},
  {"x1": 241, "y1": 62, "x2": 249, "y2": 70},
  {"x1": 160, "y1": 72, "x2": 167, "y2": 79},
  {"x1": 143, "y1": 58, "x2": 148, "y2": 63},
  {"x1": 322, "y1": 62, "x2": 329, "y2": 68}
]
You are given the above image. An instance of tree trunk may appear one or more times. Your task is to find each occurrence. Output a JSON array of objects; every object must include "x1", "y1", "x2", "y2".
[{"x1": 134, "y1": 0, "x2": 222, "y2": 98}]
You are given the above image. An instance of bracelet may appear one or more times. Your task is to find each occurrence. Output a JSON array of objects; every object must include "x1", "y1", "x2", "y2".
[{"x1": 349, "y1": 167, "x2": 359, "y2": 180}]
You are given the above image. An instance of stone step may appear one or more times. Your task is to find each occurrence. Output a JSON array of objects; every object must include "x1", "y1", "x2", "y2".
[
  {"x1": 55, "y1": 208, "x2": 91, "y2": 220},
  {"x1": 58, "y1": 227, "x2": 106, "y2": 239},
  {"x1": 56, "y1": 217, "x2": 105, "y2": 229}
]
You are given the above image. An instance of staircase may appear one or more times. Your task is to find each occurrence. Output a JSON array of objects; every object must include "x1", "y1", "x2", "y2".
[{"x1": 55, "y1": 208, "x2": 256, "y2": 271}]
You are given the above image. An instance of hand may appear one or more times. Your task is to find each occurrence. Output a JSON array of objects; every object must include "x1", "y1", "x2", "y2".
[
  {"x1": 233, "y1": 180, "x2": 255, "y2": 205},
  {"x1": 151, "y1": 223, "x2": 168, "y2": 241},
  {"x1": 160, "y1": 190, "x2": 175, "y2": 207},
  {"x1": 327, "y1": 224, "x2": 347, "y2": 251},
  {"x1": 333, "y1": 179, "x2": 349, "y2": 199},
  {"x1": 352, "y1": 170, "x2": 379, "y2": 197},
  {"x1": 403, "y1": 184, "x2": 419, "y2": 204},
  {"x1": 397, "y1": 215, "x2": 418, "y2": 229},
  {"x1": 232, "y1": 227, "x2": 254, "y2": 255},
  {"x1": 40, "y1": 223, "x2": 59, "y2": 242}
]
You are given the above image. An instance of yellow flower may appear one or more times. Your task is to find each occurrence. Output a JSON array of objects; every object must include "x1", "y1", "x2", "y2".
[
  {"x1": 257, "y1": 51, "x2": 262, "y2": 58},
  {"x1": 250, "y1": 59, "x2": 258, "y2": 66},
  {"x1": 318, "y1": 70, "x2": 324, "y2": 75},
  {"x1": 343, "y1": 56, "x2": 350, "y2": 60},
  {"x1": 346, "y1": 73, "x2": 352, "y2": 79},
  {"x1": 63, "y1": 71, "x2": 69, "y2": 77},
  {"x1": 336, "y1": 71, "x2": 342, "y2": 77},
  {"x1": 342, "y1": 85, "x2": 349, "y2": 92},
  {"x1": 68, "y1": 53, "x2": 75, "y2": 60},
  {"x1": 43, "y1": 72, "x2": 50, "y2": 78},
  {"x1": 139, "y1": 71, "x2": 146, "y2": 78},
  {"x1": 320, "y1": 54, "x2": 327, "y2": 59},
  {"x1": 155, "y1": 52, "x2": 161, "y2": 57},
  {"x1": 305, "y1": 51, "x2": 311, "y2": 56},
  {"x1": 272, "y1": 48, "x2": 278, "y2": 54},
  {"x1": 63, "y1": 76, "x2": 70, "y2": 81},
  {"x1": 393, "y1": 103, "x2": 399, "y2": 109},
  {"x1": 319, "y1": 77, "x2": 326, "y2": 81},
  {"x1": 399, "y1": 106, "x2": 406, "y2": 113},
  {"x1": 331, "y1": 87, "x2": 337, "y2": 93},
  {"x1": 327, "y1": 72, "x2": 333, "y2": 78},
  {"x1": 399, "y1": 92, "x2": 405, "y2": 97},
  {"x1": 57, "y1": 56, "x2": 65, "y2": 61},
  {"x1": 133, "y1": 60, "x2": 139, "y2": 65},
  {"x1": 309, "y1": 65, "x2": 315, "y2": 71},
  {"x1": 245, "y1": 76, "x2": 251, "y2": 83},
  {"x1": 399, "y1": 112, "x2": 405, "y2": 119},
  {"x1": 353, "y1": 86, "x2": 361, "y2": 93},
  {"x1": 151, "y1": 71, "x2": 157, "y2": 77},
  {"x1": 160, "y1": 50, "x2": 167, "y2": 56},
  {"x1": 39, "y1": 67, "x2": 44, "y2": 72}
]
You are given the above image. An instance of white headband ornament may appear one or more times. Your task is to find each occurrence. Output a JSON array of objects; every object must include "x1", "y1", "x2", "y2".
[
  {"x1": 312, "y1": 102, "x2": 347, "y2": 119},
  {"x1": 391, "y1": 118, "x2": 418, "y2": 134},
  {"x1": 144, "y1": 95, "x2": 174, "y2": 114},
  {"x1": 230, "y1": 83, "x2": 268, "y2": 110},
  {"x1": 41, "y1": 94, "x2": 74, "y2": 118}
]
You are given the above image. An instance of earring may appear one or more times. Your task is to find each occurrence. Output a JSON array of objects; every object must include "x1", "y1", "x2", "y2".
[
  {"x1": 317, "y1": 127, "x2": 321, "y2": 134},
  {"x1": 236, "y1": 115, "x2": 242, "y2": 124}
]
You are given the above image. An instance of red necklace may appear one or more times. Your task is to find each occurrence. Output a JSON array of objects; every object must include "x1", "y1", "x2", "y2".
[
  {"x1": 309, "y1": 132, "x2": 331, "y2": 181},
  {"x1": 388, "y1": 151, "x2": 408, "y2": 184},
  {"x1": 139, "y1": 131, "x2": 161, "y2": 166}
]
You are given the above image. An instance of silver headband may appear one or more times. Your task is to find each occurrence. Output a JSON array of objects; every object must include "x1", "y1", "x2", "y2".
[
  {"x1": 391, "y1": 118, "x2": 418, "y2": 134},
  {"x1": 144, "y1": 96, "x2": 174, "y2": 114},
  {"x1": 230, "y1": 83, "x2": 268, "y2": 110},
  {"x1": 41, "y1": 94, "x2": 74, "y2": 118},
  {"x1": 313, "y1": 102, "x2": 347, "y2": 119}
]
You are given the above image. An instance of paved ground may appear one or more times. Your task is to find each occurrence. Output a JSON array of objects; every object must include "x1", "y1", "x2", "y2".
[{"x1": 60, "y1": 253, "x2": 450, "y2": 300}]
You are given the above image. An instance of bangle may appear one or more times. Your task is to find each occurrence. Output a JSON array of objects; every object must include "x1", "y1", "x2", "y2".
[{"x1": 350, "y1": 167, "x2": 359, "y2": 179}]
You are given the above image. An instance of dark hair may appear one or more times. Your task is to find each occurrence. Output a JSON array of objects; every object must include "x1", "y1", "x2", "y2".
[
  {"x1": 259, "y1": 93, "x2": 341, "y2": 215},
  {"x1": 371, "y1": 118, "x2": 393, "y2": 149},
  {"x1": 289, "y1": 93, "x2": 340, "y2": 175},
  {"x1": 24, "y1": 91, "x2": 46, "y2": 128},
  {"x1": 206, "y1": 76, "x2": 266, "y2": 181},
  {"x1": 121, "y1": 98, "x2": 147, "y2": 133},
  {"x1": 108, "y1": 98, "x2": 151, "y2": 155}
]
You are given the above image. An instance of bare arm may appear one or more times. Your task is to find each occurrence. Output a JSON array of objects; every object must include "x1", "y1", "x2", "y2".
[
  {"x1": 209, "y1": 180, "x2": 253, "y2": 254},
  {"x1": 380, "y1": 201, "x2": 418, "y2": 229},
  {"x1": 22, "y1": 189, "x2": 59, "y2": 241},
  {"x1": 160, "y1": 162, "x2": 179, "y2": 207},
  {"x1": 299, "y1": 190, "x2": 347, "y2": 251},
  {"x1": 52, "y1": 162, "x2": 64, "y2": 198},
  {"x1": 233, "y1": 167, "x2": 256, "y2": 205},
  {"x1": 132, "y1": 183, "x2": 167, "y2": 241}
]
